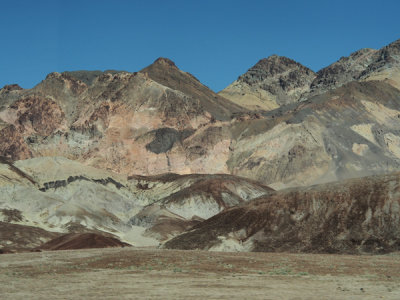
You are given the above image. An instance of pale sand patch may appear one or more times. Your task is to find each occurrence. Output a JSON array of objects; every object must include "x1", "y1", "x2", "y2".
[
  {"x1": 219, "y1": 81, "x2": 279, "y2": 111},
  {"x1": 208, "y1": 236, "x2": 253, "y2": 252},
  {"x1": 363, "y1": 67, "x2": 400, "y2": 90},
  {"x1": 122, "y1": 226, "x2": 159, "y2": 247},
  {"x1": 361, "y1": 100, "x2": 400, "y2": 126},
  {"x1": 384, "y1": 133, "x2": 400, "y2": 158},
  {"x1": 350, "y1": 124, "x2": 377, "y2": 145}
]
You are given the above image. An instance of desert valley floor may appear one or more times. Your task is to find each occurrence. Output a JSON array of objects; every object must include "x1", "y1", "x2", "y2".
[{"x1": 1, "y1": 247, "x2": 400, "y2": 300}]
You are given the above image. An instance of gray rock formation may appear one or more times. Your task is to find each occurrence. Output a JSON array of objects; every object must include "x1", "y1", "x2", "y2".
[
  {"x1": 228, "y1": 80, "x2": 400, "y2": 189},
  {"x1": 220, "y1": 55, "x2": 316, "y2": 110},
  {"x1": 308, "y1": 39, "x2": 400, "y2": 97},
  {"x1": 221, "y1": 39, "x2": 400, "y2": 108}
]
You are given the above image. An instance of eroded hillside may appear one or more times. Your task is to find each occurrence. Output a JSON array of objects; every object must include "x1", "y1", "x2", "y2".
[
  {"x1": 165, "y1": 172, "x2": 400, "y2": 254},
  {"x1": 0, "y1": 156, "x2": 272, "y2": 252}
]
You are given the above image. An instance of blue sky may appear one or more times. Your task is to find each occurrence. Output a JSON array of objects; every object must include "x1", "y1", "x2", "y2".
[{"x1": 1, "y1": 0, "x2": 399, "y2": 91}]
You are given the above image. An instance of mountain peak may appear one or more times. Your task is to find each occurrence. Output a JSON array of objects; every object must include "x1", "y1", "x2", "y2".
[
  {"x1": 237, "y1": 55, "x2": 315, "y2": 97},
  {"x1": 251, "y1": 55, "x2": 313, "y2": 76},
  {"x1": 140, "y1": 56, "x2": 246, "y2": 120},
  {"x1": 265, "y1": 54, "x2": 291, "y2": 61},
  {"x1": 219, "y1": 55, "x2": 316, "y2": 110},
  {"x1": 153, "y1": 57, "x2": 177, "y2": 68},
  {"x1": 309, "y1": 40, "x2": 400, "y2": 96}
]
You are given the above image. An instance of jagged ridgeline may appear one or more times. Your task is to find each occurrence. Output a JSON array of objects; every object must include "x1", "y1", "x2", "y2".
[
  {"x1": 1, "y1": 38, "x2": 400, "y2": 253},
  {"x1": 0, "y1": 40, "x2": 399, "y2": 189}
]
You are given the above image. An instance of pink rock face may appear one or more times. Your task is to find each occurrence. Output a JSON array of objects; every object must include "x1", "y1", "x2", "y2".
[
  {"x1": 0, "y1": 125, "x2": 31, "y2": 160},
  {"x1": 11, "y1": 97, "x2": 66, "y2": 136},
  {"x1": 0, "y1": 96, "x2": 67, "y2": 160}
]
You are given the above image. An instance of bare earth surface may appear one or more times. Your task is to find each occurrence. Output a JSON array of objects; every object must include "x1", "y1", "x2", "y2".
[{"x1": 1, "y1": 248, "x2": 399, "y2": 299}]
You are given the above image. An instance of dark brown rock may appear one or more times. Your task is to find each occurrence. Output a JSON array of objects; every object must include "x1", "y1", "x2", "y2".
[
  {"x1": 165, "y1": 172, "x2": 400, "y2": 254},
  {"x1": 38, "y1": 233, "x2": 131, "y2": 250}
]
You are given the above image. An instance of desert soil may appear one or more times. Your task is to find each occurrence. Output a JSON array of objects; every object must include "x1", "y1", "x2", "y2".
[{"x1": 1, "y1": 247, "x2": 399, "y2": 299}]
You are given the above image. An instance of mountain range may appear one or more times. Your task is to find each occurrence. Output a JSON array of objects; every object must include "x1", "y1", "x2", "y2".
[{"x1": 1, "y1": 38, "x2": 400, "y2": 253}]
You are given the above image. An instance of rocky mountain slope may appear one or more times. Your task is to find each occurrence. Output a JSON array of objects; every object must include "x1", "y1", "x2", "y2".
[
  {"x1": 220, "y1": 39, "x2": 400, "y2": 109},
  {"x1": 0, "y1": 58, "x2": 245, "y2": 176},
  {"x1": 141, "y1": 58, "x2": 245, "y2": 120},
  {"x1": 0, "y1": 156, "x2": 272, "y2": 251},
  {"x1": 219, "y1": 55, "x2": 316, "y2": 110},
  {"x1": 1, "y1": 39, "x2": 400, "y2": 254},
  {"x1": 165, "y1": 172, "x2": 400, "y2": 254},
  {"x1": 309, "y1": 39, "x2": 400, "y2": 97},
  {"x1": 1, "y1": 40, "x2": 400, "y2": 190},
  {"x1": 228, "y1": 80, "x2": 400, "y2": 189}
]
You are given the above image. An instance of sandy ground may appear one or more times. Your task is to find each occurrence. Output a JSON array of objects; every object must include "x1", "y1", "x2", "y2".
[{"x1": 1, "y1": 247, "x2": 400, "y2": 299}]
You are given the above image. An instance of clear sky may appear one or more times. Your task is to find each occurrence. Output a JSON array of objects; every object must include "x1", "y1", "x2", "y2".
[{"x1": 1, "y1": 0, "x2": 399, "y2": 92}]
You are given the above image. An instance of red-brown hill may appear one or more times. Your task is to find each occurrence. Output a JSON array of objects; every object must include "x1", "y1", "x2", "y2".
[
  {"x1": 39, "y1": 233, "x2": 131, "y2": 251},
  {"x1": 165, "y1": 172, "x2": 400, "y2": 254}
]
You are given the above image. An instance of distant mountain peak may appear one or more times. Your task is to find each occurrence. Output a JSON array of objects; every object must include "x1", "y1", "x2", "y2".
[
  {"x1": 140, "y1": 57, "x2": 246, "y2": 120},
  {"x1": 253, "y1": 55, "x2": 313, "y2": 71},
  {"x1": 153, "y1": 57, "x2": 177, "y2": 68},
  {"x1": 308, "y1": 40, "x2": 400, "y2": 97},
  {"x1": 218, "y1": 54, "x2": 316, "y2": 109},
  {"x1": 262, "y1": 54, "x2": 295, "y2": 62}
]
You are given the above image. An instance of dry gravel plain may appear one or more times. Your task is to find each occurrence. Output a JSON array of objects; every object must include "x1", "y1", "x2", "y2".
[{"x1": 1, "y1": 247, "x2": 400, "y2": 299}]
